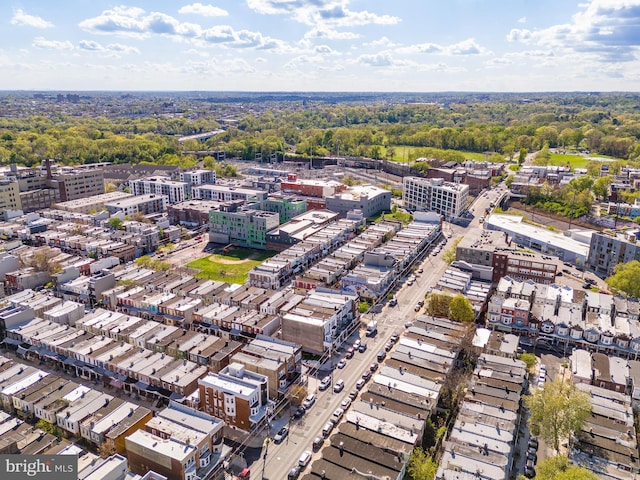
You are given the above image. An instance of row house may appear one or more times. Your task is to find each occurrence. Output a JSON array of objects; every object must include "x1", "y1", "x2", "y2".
[
  {"x1": 248, "y1": 218, "x2": 360, "y2": 289},
  {"x1": 80, "y1": 399, "x2": 152, "y2": 447},
  {"x1": 198, "y1": 363, "x2": 268, "y2": 433},
  {"x1": 34, "y1": 383, "x2": 90, "y2": 424},
  {"x1": 144, "y1": 402, "x2": 224, "y2": 473}
]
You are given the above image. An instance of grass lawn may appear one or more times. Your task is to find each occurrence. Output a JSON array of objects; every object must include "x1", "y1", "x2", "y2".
[
  {"x1": 548, "y1": 153, "x2": 591, "y2": 169},
  {"x1": 384, "y1": 146, "x2": 490, "y2": 163},
  {"x1": 187, "y1": 247, "x2": 276, "y2": 284}
]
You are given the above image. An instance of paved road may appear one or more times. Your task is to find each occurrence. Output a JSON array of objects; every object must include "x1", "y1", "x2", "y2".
[{"x1": 261, "y1": 186, "x2": 502, "y2": 479}]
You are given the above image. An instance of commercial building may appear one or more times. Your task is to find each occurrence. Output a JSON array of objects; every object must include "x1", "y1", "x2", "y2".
[
  {"x1": 208, "y1": 207, "x2": 280, "y2": 250},
  {"x1": 54, "y1": 191, "x2": 133, "y2": 214},
  {"x1": 485, "y1": 214, "x2": 591, "y2": 264},
  {"x1": 281, "y1": 289, "x2": 358, "y2": 354},
  {"x1": 324, "y1": 184, "x2": 391, "y2": 218},
  {"x1": 587, "y1": 230, "x2": 640, "y2": 278},
  {"x1": 402, "y1": 177, "x2": 469, "y2": 218},
  {"x1": 129, "y1": 177, "x2": 188, "y2": 204},
  {"x1": 455, "y1": 230, "x2": 557, "y2": 283},
  {"x1": 104, "y1": 194, "x2": 168, "y2": 217},
  {"x1": 280, "y1": 174, "x2": 345, "y2": 198},
  {"x1": 179, "y1": 169, "x2": 216, "y2": 186},
  {"x1": 0, "y1": 179, "x2": 21, "y2": 212},
  {"x1": 192, "y1": 184, "x2": 267, "y2": 203}
]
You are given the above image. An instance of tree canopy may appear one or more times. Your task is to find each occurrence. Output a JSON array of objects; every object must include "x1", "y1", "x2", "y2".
[
  {"x1": 525, "y1": 378, "x2": 591, "y2": 453},
  {"x1": 449, "y1": 294, "x2": 475, "y2": 322},
  {"x1": 606, "y1": 260, "x2": 640, "y2": 298},
  {"x1": 534, "y1": 455, "x2": 598, "y2": 480},
  {"x1": 406, "y1": 447, "x2": 438, "y2": 480},
  {"x1": 425, "y1": 292, "x2": 474, "y2": 322}
]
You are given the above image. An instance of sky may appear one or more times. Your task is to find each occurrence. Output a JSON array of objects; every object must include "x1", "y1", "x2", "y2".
[{"x1": 1, "y1": 0, "x2": 639, "y2": 92}]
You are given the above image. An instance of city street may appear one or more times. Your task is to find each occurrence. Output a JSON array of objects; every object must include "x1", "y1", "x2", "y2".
[{"x1": 260, "y1": 188, "x2": 498, "y2": 479}]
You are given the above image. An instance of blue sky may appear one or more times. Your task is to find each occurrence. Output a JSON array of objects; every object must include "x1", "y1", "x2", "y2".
[{"x1": 1, "y1": 0, "x2": 639, "y2": 91}]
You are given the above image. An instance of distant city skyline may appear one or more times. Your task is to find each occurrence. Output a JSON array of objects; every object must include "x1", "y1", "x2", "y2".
[{"x1": 1, "y1": 0, "x2": 639, "y2": 92}]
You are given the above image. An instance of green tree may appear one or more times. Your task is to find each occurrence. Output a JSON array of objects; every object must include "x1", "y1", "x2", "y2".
[
  {"x1": 407, "y1": 447, "x2": 438, "y2": 480},
  {"x1": 606, "y1": 260, "x2": 640, "y2": 298},
  {"x1": 535, "y1": 455, "x2": 598, "y2": 480},
  {"x1": 104, "y1": 182, "x2": 118, "y2": 193},
  {"x1": 592, "y1": 175, "x2": 613, "y2": 200},
  {"x1": 425, "y1": 292, "x2": 452, "y2": 318},
  {"x1": 518, "y1": 352, "x2": 537, "y2": 371},
  {"x1": 525, "y1": 378, "x2": 591, "y2": 453},
  {"x1": 448, "y1": 294, "x2": 474, "y2": 322},
  {"x1": 36, "y1": 419, "x2": 61, "y2": 437},
  {"x1": 358, "y1": 301, "x2": 370, "y2": 313},
  {"x1": 518, "y1": 147, "x2": 527, "y2": 165},
  {"x1": 108, "y1": 217, "x2": 124, "y2": 230},
  {"x1": 442, "y1": 236, "x2": 462, "y2": 264}
]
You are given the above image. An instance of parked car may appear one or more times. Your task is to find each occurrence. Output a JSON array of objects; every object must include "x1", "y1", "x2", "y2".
[
  {"x1": 390, "y1": 333, "x2": 399, "y2": 344},
  {"x1": 414, "y1": 304, "x2": 422, "y2": 312},
  {"x1": 274, "y1": 426, "x2": 289, "y2": 444},
  {"x1": 524, "y1": 466, "x2": 536, "y2": 479},
  {"x1": 330, "y1": 408, "x2": 344, "y2": 425},
  {"x1": 302, "y1": 394, "x2": 316, "y2": 409},
  {"x1": 353, "y1": 339, "x2": 361, "y2": 349},
  {"x1": 312, "y1": 436, "x2": 324, "y2": 451},
  {"x1": 417, "y1": 268, "x2": 424, "y2": 273},
  {"x1": 377, "y1": 350, "x2": 386, "y2": 362},
  {"x1": 358, "y1": 343, "x2": 367, "y2": 353},
  {"x1": 384, "y1": 341, "x2": 393, "y2": 352},
  {"x1": 293, "y1": 406, "x2": 305, "y2": 419},
  {"x1": 288, "y1": 465, "x2": 301, "y2": 479},
  {"x1": 362, "y1": 370, "x2": 372, "y2": 381},
  {"x1": 322, "y1": 422, "x2": 334, "y2": 437},
  {"x1": 341, "y1": 397, "x2": 352, "y2": 409},
  {"x1": 355, "y1": 379, "x2": 366, "y2": 390},
  {"x1": 345, "y1": 347, "x2": 355, "y2": 359},
  {"x1": 333, "y1": 379, "x2": 344, "y2": 393},
  {"x1": 319, "y1": 376, "x2": 331, "y2": 391},
  {"x1": 528, "y1": 436, "x2": 539, "y2": 449},
  {"x1": 336, "y1": 359, "x2": 347, "y2": 369},
  {"x1": 298, "y1": 450, "x2": 312, "y2": 468},
  {"x1": 349, "y1": 389, "x2": 358, "y2": 400}
]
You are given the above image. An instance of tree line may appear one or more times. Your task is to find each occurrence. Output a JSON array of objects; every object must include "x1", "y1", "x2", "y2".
[{"x1": 2, "y1": 94, "x2": 640, "y2": 167}]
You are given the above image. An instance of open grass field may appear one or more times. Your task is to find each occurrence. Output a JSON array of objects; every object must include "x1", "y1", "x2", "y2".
[
  {"x1": 187, "y1": 247, "x2": 276, "y2": 284},
  {"x1": 385, "y1": 146, "x2": 490, "y2": 162},
  {"x1": 548, "y1": 153, "x2": 592, "y2": 169}
]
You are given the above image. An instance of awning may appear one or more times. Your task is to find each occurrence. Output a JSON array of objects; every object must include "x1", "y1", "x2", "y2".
[
  {"x1": 134, "y1": 381, "x2": 149, "y2": 390},
  {"x1": 2, "y1": 337, "x2": 23, "y2": 346},
  {"x1": 16, "y1": 346, "x2": 28, "y2": 356}
]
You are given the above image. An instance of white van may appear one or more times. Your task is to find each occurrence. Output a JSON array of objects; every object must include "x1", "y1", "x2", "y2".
[{"x1": 298, "y1": 450, "x2": 312, "y2": 468}]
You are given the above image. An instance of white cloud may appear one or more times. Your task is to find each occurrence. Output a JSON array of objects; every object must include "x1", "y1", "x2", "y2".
[
  {"x1": 247, "y1": 0, "x2": 401, "y2": 27},
  {"x1": 506, "y1": 0, "x2": 640, "y2": 63},
  {"x1": 32, "y1": 37, "x2": 74, "y2": 50},
  {"x1": 397, "y1": 38, "x2": 487, "y2": 56},
  {"x1": 10, "y1": 8, "x2": 54, "y2": 29},
  {"x1": 179, "y1": 3, "x2": 229, "y2": 17},
  {"x1": 517, "y1": 16, "x2": 527, "y2": 24},
  {"x1": 79, "y1": 6, "x2": 285, "y2": 50},
  {"x1": 364, "y1": 36, "x2": 397, "y2": 48},
  {"x1": 303, "y1": 26, "x2": 360, "y2": 40},
  {"x1": 78, "y1": 40, "x2": 140, "y2": 55},
  {"x1": 446, "y1": 38, "x2": 487, "y2": 55}
]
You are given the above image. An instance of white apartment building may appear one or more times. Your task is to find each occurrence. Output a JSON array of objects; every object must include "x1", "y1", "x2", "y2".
[
  {"x1": 128, "y1": 177, "x2": 188, "y2": 204},
  {"x1": 179, "y1": 169, "x2": 216, "y2": 186},
  {"x1": 403, "y1": 177, "x2": 469, "y2": 218}
]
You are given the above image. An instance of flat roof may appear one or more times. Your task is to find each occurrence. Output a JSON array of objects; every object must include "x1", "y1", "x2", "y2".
[{"x1": 126, "y1": 429, "x2": 196, "y2": 461}]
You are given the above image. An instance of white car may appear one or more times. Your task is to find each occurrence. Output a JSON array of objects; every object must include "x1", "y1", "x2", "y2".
[
  {"x1": 341, "y1": 397, "x2": 352, "y2": 409},
  {"x1": 302, "y1": 394, "x2": 316, "y2": 409},
  {"x1": 333, "y1": 379, "x2": 345, "y2": 393}
]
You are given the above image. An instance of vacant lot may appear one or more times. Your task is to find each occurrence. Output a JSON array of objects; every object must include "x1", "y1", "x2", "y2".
[
  {"x1": 187, "y1": 247, "x2": 276, "y2": 284},
  {"x1": 548, "y1": 153, "x2": 591, "y2": 169}
]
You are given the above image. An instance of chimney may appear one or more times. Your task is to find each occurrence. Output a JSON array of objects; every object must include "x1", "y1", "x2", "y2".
[{"x1": 45, "y1": 158, "x2": 53, "y2": 179}]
